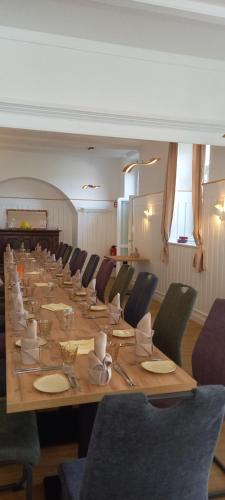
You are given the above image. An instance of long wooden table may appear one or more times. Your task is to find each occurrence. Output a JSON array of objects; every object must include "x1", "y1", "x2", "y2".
[{"x1": 5, "y1": 268, "x2": 196, "y2": 415}]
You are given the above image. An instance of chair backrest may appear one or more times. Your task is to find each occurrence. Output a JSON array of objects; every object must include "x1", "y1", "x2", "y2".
[
  {"x1": 57, "y1": 243, "x2": 68, "y2": 260},
  {"x1": 62, "y1": 245, "x2": 73, "y2": 267},
  {"x1": 69, "y1": 247, "x2": 81, "y2": 272},
  {"x1": 55, "y1": 241, "x2": 64, "y2": 260},
  {"x1": 192, "y1": 299, "x2": 225, "y2": 385},
  {"x1": 95, "y1": 259, "x2": 114, "y2": 303},
  {"x1": 71, "y1": 250, "x2": 87, "y2": 276},
  {"x1": 80, "y1": 388, "x2": 225, "y2": 500},
  {"x1": 124, "y1": 272, "x2": 158, "y2": 328},
  {"x1": 153, "y1": 283, "x2": 197, "y2": 366},
  {"x1": 108, "y1": 264, "x2": 134, "y2": 305},
  {"x1": 82, "y1": 254, "x2": 100, "y2": 288}
]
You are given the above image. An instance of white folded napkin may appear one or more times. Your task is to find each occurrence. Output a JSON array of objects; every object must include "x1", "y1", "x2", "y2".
[
  {"x1": 21, "y1": 321, "x2": 39, "y2": 364},
  {"x1": 88, "y1": 331, "x2": 112, "y2": 385},
  {"x1": 6, "y1": 243, "x2": 11, "y2": 253},
  {"x1": 72, "y1": 269, "x2": 81, "y2": 290},
  {"x1": 51, "y1": 253, "x2": 56, "y2": 262},
  {"x1": 108, "y1": 293, "x2": 122, "y2": 325},
  {"x1": 10, "y1": 270, "x2": 20, "y2": 285},
  {"x1": 86, "y1": 278, "x2": 97, "y2": 305},
  {"x1": 8, "y1": 250, "x2": 14, "y2": 264},
  {"x1": 135, "y1": 312, "x2": 153, "y2": 356},
  {"x1": 12, "y1": 281, "x2": 21, "y2": 295},
  {"x1": 63, "y1": 263, "x2": 71, "y2": 281},
  {"x1": 12, "y1": 293, "x2": 28, "y2": 330},
  {"x1": 56, "y1": 257, "x2": 63, "y2": 273}
]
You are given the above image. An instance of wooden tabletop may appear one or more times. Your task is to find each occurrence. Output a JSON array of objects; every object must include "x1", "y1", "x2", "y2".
[
  {"x1": 5, "y1": 265, "x2": 196, "y2": 414},
  {"x1": 105, "y1": 255, "x2": 150, "y2": 262}
]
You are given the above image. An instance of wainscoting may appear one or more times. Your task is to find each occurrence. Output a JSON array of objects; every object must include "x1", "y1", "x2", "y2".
[
  {"x1": 77, "y1": 209, "x2": 116, "y2": 258},
  {"x1": 132, "y1": 180, "x2": 225, "y2": 322}
]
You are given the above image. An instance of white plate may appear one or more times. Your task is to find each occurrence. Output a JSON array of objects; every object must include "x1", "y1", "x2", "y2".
[
  {"x1": 75, "y1": 290, "x2": 87, "y2": 296},
  {"x1": 112, "y1": 329, "x2": 134, "y2": 338},
  {"x1": 15, "y1": 336, "x2": 47, "y2": 348},
  {"x1": 63, "y1": 281, "x2": 73, "y2": 286},
  {"x1": 33, "y1": 373, "x2": 70, "y2": 393},
  {"x1": 56, "y1": 273, "x2": 63, "y2": 277},
  {"x1": 90, "y1": 304, "x2": 107, "y2": 311},
  {"x1": 27, "y1": 314, "x2": 35, "y2": 320},
  {"x1": 23, "y1": 297, "x2": 29, "y2": 303},
  {"x1": 141, "y1": 360, "x2": 176, "y2": 374}
]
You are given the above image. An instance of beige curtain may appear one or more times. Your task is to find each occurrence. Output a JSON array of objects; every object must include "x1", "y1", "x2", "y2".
[
  {"x1": 192, "y1": 144, "x2": 205, "y2": 272},
  {"x1": 160, "y1": 142, "x2": 178, "y2": 263}
]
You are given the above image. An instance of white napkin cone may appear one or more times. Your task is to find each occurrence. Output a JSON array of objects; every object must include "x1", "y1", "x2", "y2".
[
  {"x1": 135, "y1": 312, "x2": 153, "y2": 356},
  {"x1": 108, "y1": 293, "x2": 122, "y2": 325},
  {"x1": 86, "y1": 278, "x2": 97, "y2": 305},
  {"x1": 72, "y1": 269, "x2": 81, "y2": 291},
  {"x1": 12, "y1": 293, "x2": 28, "y2": 330},
  {"x1": 63, "y1": 262, "x2": 71, "y2": 281},
  {"x1": 56, "y1": 257, "x2": 63, "y2": 273},
  {"x1": 88, "y1": 331, "x2": 112, "y2": 385}
]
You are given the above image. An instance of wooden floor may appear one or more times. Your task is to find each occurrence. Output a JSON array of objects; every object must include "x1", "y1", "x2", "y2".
[{"x1": 1, "y1": 300, "x2": 225, "y2": 499}]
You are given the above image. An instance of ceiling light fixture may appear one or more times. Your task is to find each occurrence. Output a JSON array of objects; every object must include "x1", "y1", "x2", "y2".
[
  {"x1": 82, "y1": 184, "x2": 101, "y2": 190},
  {"x1": 123, "y1": 157, "x2": 160, "y2": 173}
]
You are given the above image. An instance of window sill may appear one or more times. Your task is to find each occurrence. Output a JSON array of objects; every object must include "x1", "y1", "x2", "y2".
[{"x1": 169, "y1": 241, "x2": 196, "y2": 249}]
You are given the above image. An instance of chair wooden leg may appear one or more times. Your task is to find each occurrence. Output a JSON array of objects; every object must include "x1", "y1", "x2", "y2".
[
  {"x1": 208, "y1": 456, "x2": 225, "y2": 498},
  {"x1": 24, "y1": 464, "x2": 33, "y2": 500},
  {"x1": 0, "y1": 463, "x2": 32, "y2": 496}
]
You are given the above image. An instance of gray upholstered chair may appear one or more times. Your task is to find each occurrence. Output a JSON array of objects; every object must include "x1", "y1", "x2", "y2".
[
  {"x1": 108, "y1": 263, "x2": 134, "y2": 305},
  {"x1": 0, "y1": 400, "x2": 40, "y2": 499},
  {"x1": 124, "y1": 272, "x2": 158, "y2": 327},
  {"x1": 62, "y1": 245, "x2": 73, "y2": 267},
  {"x1": 59, "y1": 387, "x2": 225, "y2": 500},
  {"x1": 81, "y1": 254, "x2": 100, "y2": 288},
  {"x1": 153, "y1": 282, "x2": 197, "y2": 366},
  {"x1": 192, "y1": 298, "x2": 225, "y2": 498}
]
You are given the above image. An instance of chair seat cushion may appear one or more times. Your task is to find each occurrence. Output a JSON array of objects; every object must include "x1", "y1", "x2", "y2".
[
  {"x1": 0, "y1": 401, "x2": 40, "y2": 466},
  {"x1": 0, "y1": 358, "x2": 6, "y2": 396},
  {"x1": 59, "y1": 458, "x2": 86, "y2": 500}
]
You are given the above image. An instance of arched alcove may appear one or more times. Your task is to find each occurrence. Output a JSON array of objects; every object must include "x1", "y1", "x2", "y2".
[{"x1": 0, "y1": 177, "x2": 78, "y2": 245}]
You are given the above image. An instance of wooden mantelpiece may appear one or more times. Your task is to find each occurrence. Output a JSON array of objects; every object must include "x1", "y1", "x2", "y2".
[{"x1": 0, "y1": 228, "x2": 60, "y2": 261}]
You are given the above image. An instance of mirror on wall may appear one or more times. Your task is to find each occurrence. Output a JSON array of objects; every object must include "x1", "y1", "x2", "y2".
[{"x1": 7, "y1": 209, "x2": 48, "y2": 229}]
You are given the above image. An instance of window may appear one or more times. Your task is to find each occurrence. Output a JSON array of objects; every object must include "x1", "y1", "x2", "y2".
[
  {"x1": 169, "y1": 144, "x2": 210, "y2": 245},
  {"x1": 169, "y1": 144, "x2": 194, "y2": 245}
]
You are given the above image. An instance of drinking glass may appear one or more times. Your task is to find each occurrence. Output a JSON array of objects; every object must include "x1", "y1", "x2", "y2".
[
  {"x1": 58, "y1": 309, "x2": 74, "y2": 331},
  {"x1": 38, "y1": 319, "x2": 53, "y2": 341},
  {"x1": 59, "y1": 343, "x2": 78, "y2": 369}
]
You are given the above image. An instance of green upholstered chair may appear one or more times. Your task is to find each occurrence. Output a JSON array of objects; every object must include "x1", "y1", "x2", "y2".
[
  {"x1": 0, "y1": 400, "x2": 40, "y2": 499},
  {"x1": 153, "y1": 283, "x2": 197, "y2": 366},
  {"x1": 108, "y1": 264, "x2": 134, "y2": 305}
]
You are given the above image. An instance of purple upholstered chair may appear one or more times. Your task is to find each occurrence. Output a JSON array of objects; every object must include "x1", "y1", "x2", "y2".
[
  {"x1": 95, "y1": 259, "x2": 114, "y2": 303},
  {"x1": 71, "y1": 250, "x2": 87, "y2": 277},
  {"x1": 192, "y1": 298, "x2": 225, "y2": 498}
]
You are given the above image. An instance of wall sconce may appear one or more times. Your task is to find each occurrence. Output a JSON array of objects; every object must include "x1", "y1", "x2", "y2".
[
  {"x1": 123, "y1": 157, "x2": 160, "y2": 173},
  {"x1": 144, "y1": 207, "x2": 153, "y2": 218},
  {"x1": 214, "y1": 199, "x2": 225, "y2": 221}
]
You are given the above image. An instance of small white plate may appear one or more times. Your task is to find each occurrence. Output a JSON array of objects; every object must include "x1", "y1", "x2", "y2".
[
  {"x1": 56, "y1": 273, "x2": 63, "y2": 277},
  {"x1": 33, "y1": 373, "x2": 70, "y2": 393},
  {"x1": 15, "y1": 336, "x2": 47, "y2": 348},
  {"x1": 23, "y1": 297, "x2": 29, "y2": 303},
  {"x1": 90, "y1": 304, "x2": 107, "y2": 311},
  {"x1": 27, "y1": 314, "x2": 35, "y2": 320},
  {"x1": 75, "y1": 290, "x2": 87, "y2": 296},
  {"x1": 141, "y1": 360, "x2": 176, "y2": 374},
  {"x1": 112, "y1": 329, "x2": 134, "y2": 338},
  {"x1": 63, "y1": 281, "x2": 73, "y2": 286}
]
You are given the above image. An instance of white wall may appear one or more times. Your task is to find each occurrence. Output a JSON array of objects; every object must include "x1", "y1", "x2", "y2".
[
  {"x1": 138, "y1": 141, "x2": 169, "y2": 195},
  {"x1": 0, "y1": 178, "x2": 77, "y2": 244},
  {"x1": 132, "y1": 145, "x2": 225, "y2": 322},
  {"x1": 0, "y1": 147, "x2": 122, "y2": 251}
]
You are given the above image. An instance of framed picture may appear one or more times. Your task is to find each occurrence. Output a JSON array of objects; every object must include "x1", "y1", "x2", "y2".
[{"x1": 7, "y1": 209, "x2": 48, "y2": 229}]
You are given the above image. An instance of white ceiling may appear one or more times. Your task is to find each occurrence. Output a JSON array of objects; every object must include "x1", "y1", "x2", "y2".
[
  {"x1": 1, "y1": 0, "x2": 225, "y2": 60},
  {"x1": 0, "y1": 128, "x2": 143, "y2": 159}
]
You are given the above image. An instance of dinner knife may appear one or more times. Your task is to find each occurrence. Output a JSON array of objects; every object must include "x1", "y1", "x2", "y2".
[{"x1": 14, "y1": 364, "x2": 64, "y2": 374}]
